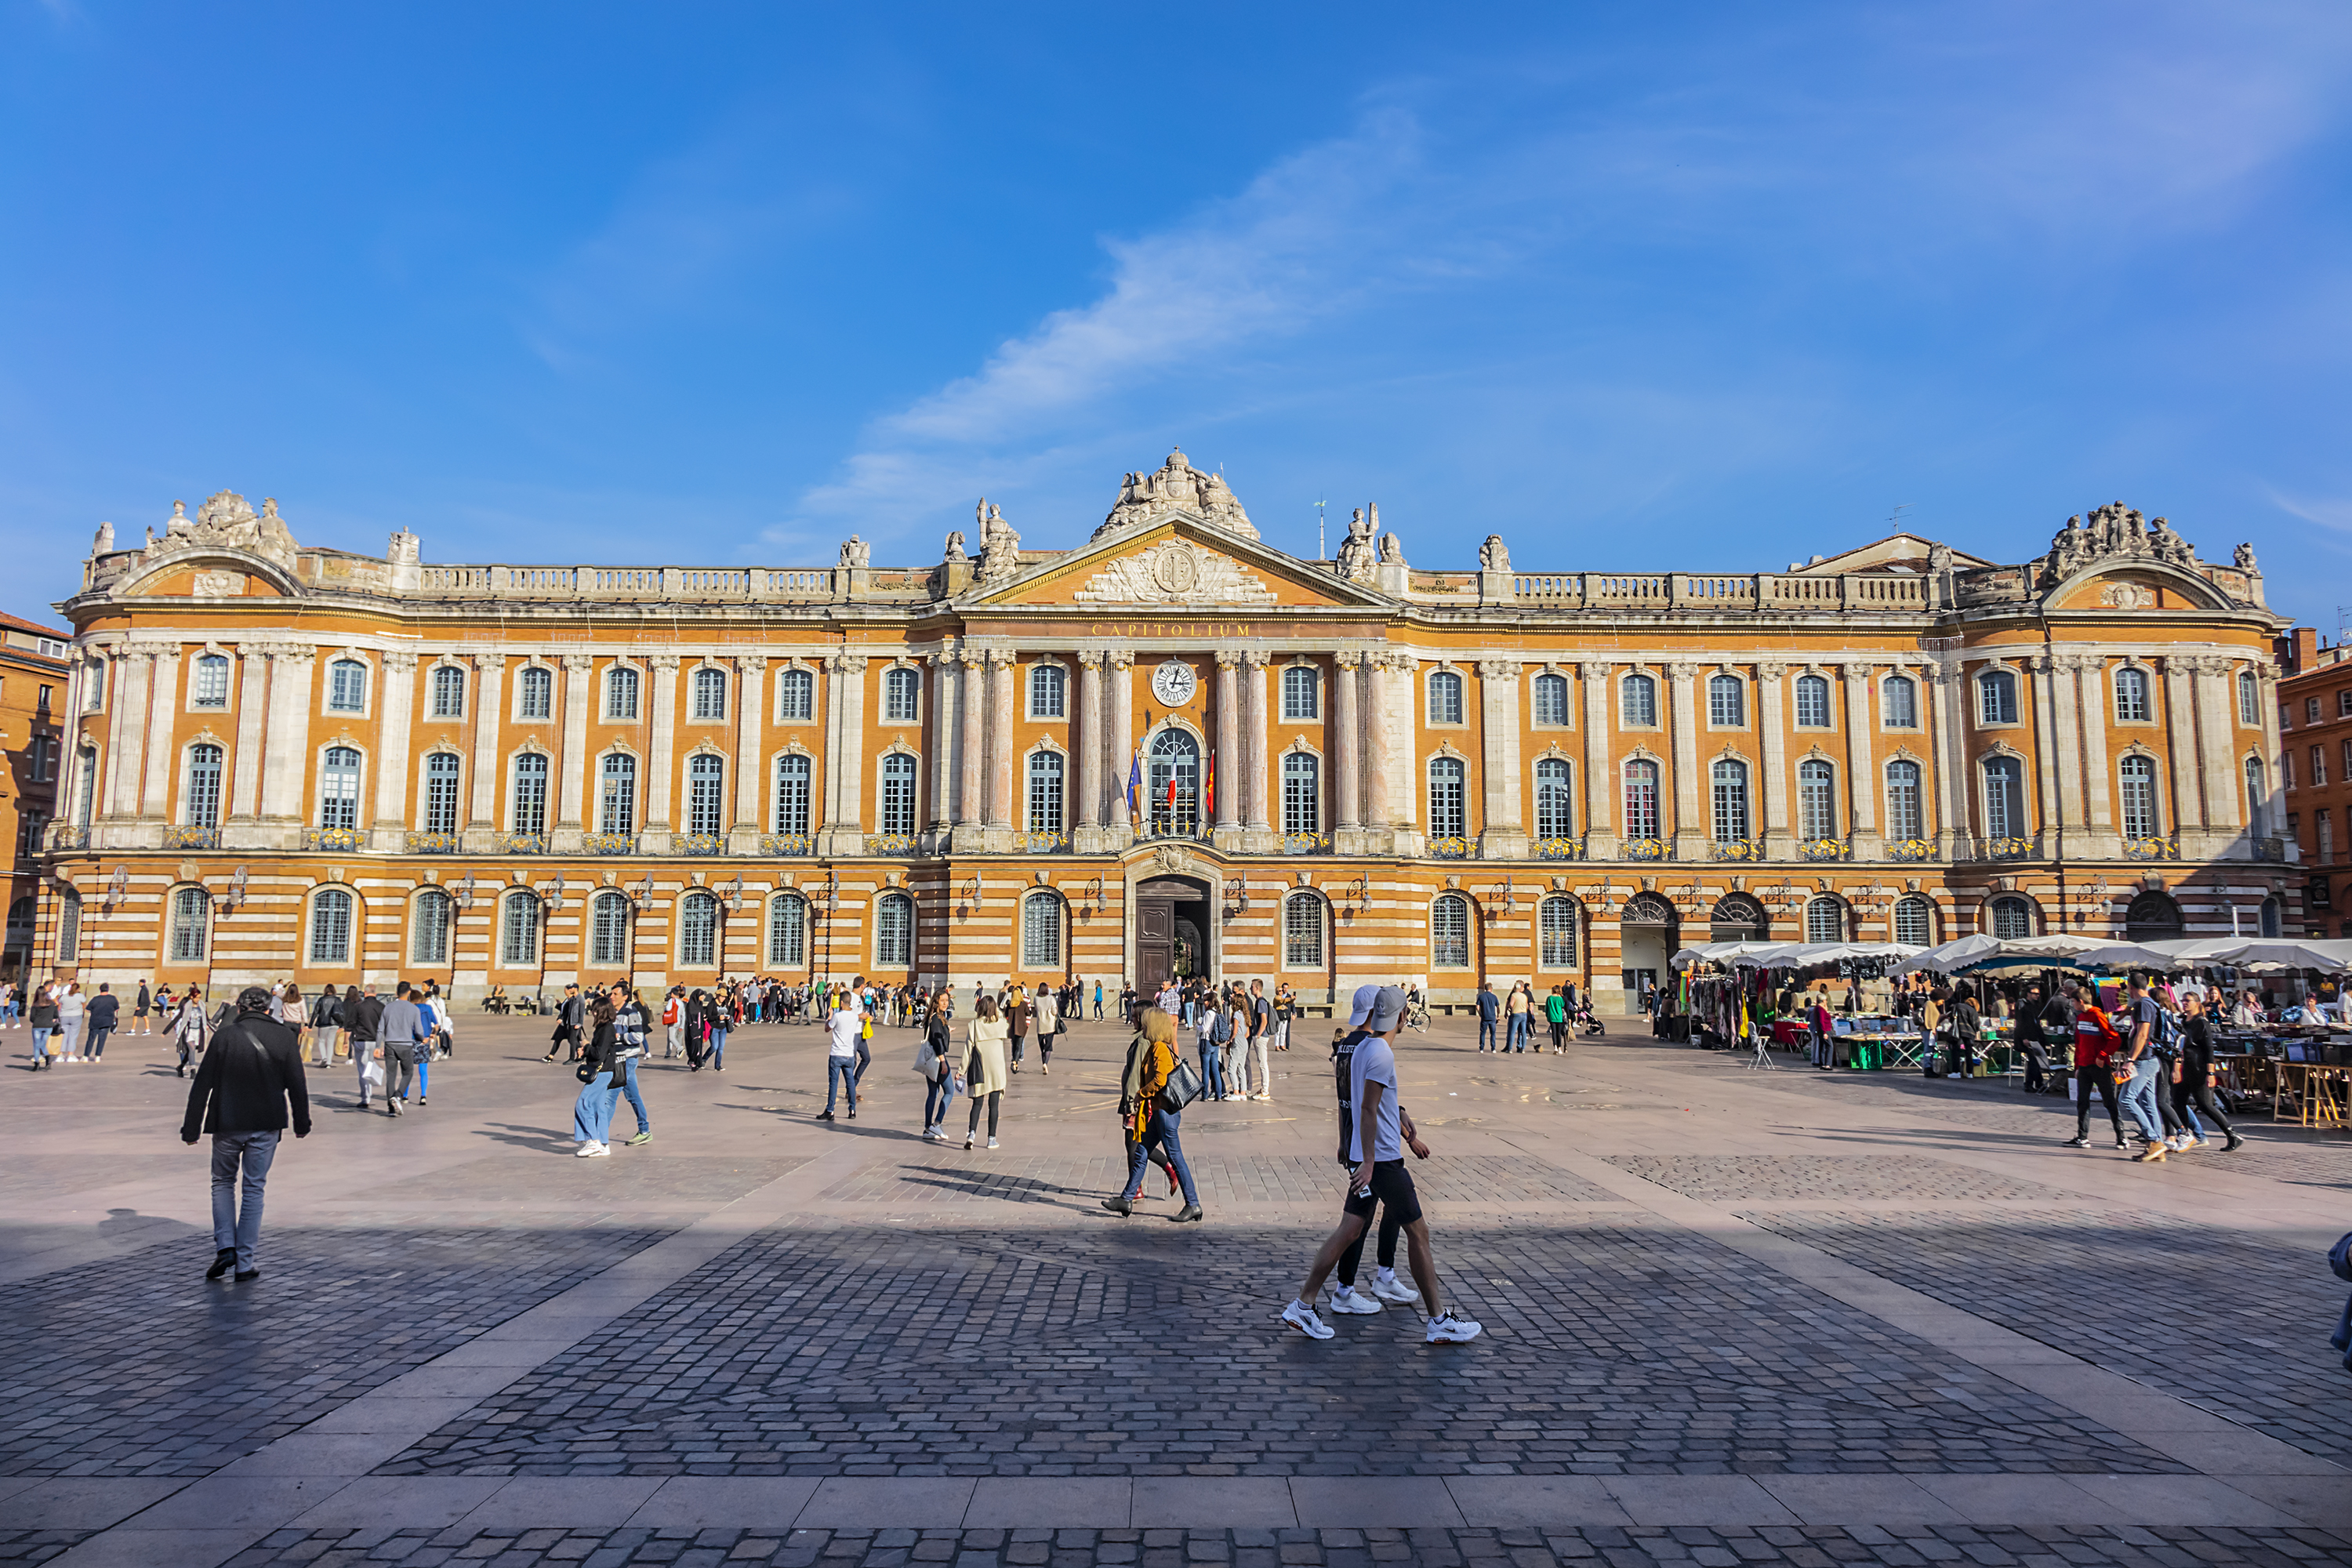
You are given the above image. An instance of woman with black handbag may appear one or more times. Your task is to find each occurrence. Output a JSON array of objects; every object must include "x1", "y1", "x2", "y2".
[
  {"x1": 570, "y1": 994, "x2": 621, "y2": 1158},
  {"x1": 1102, "y1": 1007, "x2": 1203, "y2": 1221}
]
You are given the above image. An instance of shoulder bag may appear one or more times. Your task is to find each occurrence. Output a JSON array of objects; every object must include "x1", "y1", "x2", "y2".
[{"x1": 1159, "y1": 1055, "x2": 1204, "y2": 1112}]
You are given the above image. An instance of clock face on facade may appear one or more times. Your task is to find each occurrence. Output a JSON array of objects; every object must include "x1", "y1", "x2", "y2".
[{"x1": 1151, "y1": 659, "x2": 1197, "y2": 706}]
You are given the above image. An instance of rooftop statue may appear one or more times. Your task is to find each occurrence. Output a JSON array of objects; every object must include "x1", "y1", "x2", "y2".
[
  {"x1": 977, "y1": 500, "x2": 1022, "y2": 584},
  {"x1": 1092, "y1": 448, "x2": 1258, "y2": 541},
  {"x1": 1334, "y1": 506, "x2": 1378, "y2": 583},
  {"x1": 837, "y1": 535, "x2": 872, "y2": 569},
  {"x1": 2038, "y1": 499, "x2": 2200, "y2": 589},
  {"x1": 155, "y1": 489, "x2": 299, "y2": 567}
]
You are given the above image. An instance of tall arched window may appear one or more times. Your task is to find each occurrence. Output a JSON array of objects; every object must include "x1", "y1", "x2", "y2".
[
  {"x1": 1426, "y1": 669, "x2": 1465, "y2": 724},
  {"x1": 1982, "y1": 757, "x2": 2025, "y2": 839},
  {"x1": 691, "y1": 667, "x2": 726, "y2": 720},
  {"x1": 169, "y1": 885, "x2": 209, "y2": 962},
  {"x1": 677, "y1": 891, "x2": 717, "y2": 966},
  {"x1": 590, "y1": 891, "x2": 630, "y2": 967},
  {"x1": 1026, "y1": 664, "x2": 1064, "y2": 720},
  {"x1": 1282, "y1": 666, "x2": 1318, "y2": 720},
  {"x1": 1708, "y1": 673, "x2": 1745, "y2": 726},
  {"x1": 1805, "y1": 896, "x2": 1844, "y2": 943},
  {"x1": 412, "y1": 888, "x2": 452, "y2": 964},
  {"x1": 1987, "y1": 895, "x2": 2034, "y2": 940},
  {"x1": 430, "y1": 664, "x2": 465, "y2": 718},
  {"x1": 1147, "y1": 728, "x2": 1201, "y2": 835},
  {"x1": 1535, "y1": 759, "x2": 1573, "y2": 838},
  {"x1": 778, "y1": 667, "x2": 815, "y2": 720},
  {"x1": 328, "y1": 658, "x2": 368, "y2": 713},
  {"x1": 2238, "y1": 669, "x2": 2259, "y2": 726},
  {"x1": 773, "y1": 753, "x2": 812, "y2": 835},
  {"x1": 1710, "y1": 758, "x2": 1750, "y2": 843},
  {"x1": 1282, "y1": 753, "x2": 1319, "y2": 834},
  {"x1": 2245, "y1": 755, "x2": 2268, "y2": 834},
  {"x1": 1893, "y1": 895, "x2": 1935, "y2": 946},
  {"x1": 886, "y1": 666, "x2": 923, "y2": 722},
  {"x1": 1428, "y1": 756, "x2": 1467, "y2": 837},
  {"x1": 501, "y1": 891, "x2": 540, "y2": 964},
  {"x1": 2260, "y1": 896, "x2": 2282, "y2": 938},
  {"x1": 74, "y1": 746, "x2": 95, "y2": 829},
  {"x1": 880, "y1": 752, "x2": 919, "y2": 835},
  {"x1": 191, "y1": 652, "x2": 230, "y2": 708},
  {"x1": 55, "y1": 890, "x2": 80, "y2": 964},
  {"x1": 1977, "y1": 669, "x2": 2019, "y2": 724},
  {"x1": 510, "y1": 753, "x2": 550, "y2": 835},
  {"x1": 687, "y1": 755, "x2": 724, "y2": 836},
  {"x1": 599, "y1": 753, "x2": 637, "y2": 833},
  {"x1": 2118, "y1": 754, "x2": 2159, "y2": 838},
  {"x1": 880, "y1": 891, "x2": 918, "y2": 967},
  {"x1": 1283, "y1": 891, "x2": 1327, "y2": 967},
  {"x1": 1622, "y1": 672, "x2": 1657, "y2": 727},
  {"x1": 309, "y1": 888, "x2": 354, "y2": 964},
  {"x1": 1431, "y1": 894, "x2": 1472, "y2": 968},
  {"x1": 1533, "y1": 672, "x2": 1570, "y2": 726},
  {"x1": 184, "y1": 743, "x2": 224, "y2": 828},
  {"x1": 1538, "y1": 896, "x2": 1576, "y2": 968},
  {"x1": 1623, "y1": 759, "x2": 1661, "y2": 839},
  {"x1": 423, "y1": 752, "x2": 461, "y2": 833},
  {"x1": 318, "y1": 746, "x2": 363, "y2": 830},
  {"x1": 1794, "y1": 673, "x2": 1831, "y2": 728},
  {"x1": 2114, "y1": 666, "x2": 2151, "y2": 723},
  {"x1": 1797, "y1": 758, "x2": 1835, "y2": 840},
  {"x1": 767, "y1": 892, "x2": 807, "y2": 967},
  {"x1": 605, "y1": 665, "x2": 640, "y2": 720},
  {"x1": 1885, "y1": 760, "x2": 1923, "y2": 841},
  {"x1": 517, "y1": 665, "x2": 553, "y2": 720},
  {"x1": 1025, "y1": 751, "x2": 1063, "y2": 833},
  {"x1": 1883, "y1": 673, "x2": 1918, "y2": 728}
]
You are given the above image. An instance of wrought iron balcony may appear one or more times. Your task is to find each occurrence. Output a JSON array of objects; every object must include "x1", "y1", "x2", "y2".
[
  {"x1": 1712, "y1": 837, "x2": 1766, "y2": 862},
  {"x1": 1623, "y1": 837, "x2": 1671, "y2": 862},
  {"x1": 1017, "y1": 831, "x2": 1069, "y2": 854},
  {"x1": 496, "y1": 833, "x2": 549, "y2": 855},
  {"x1": 866, "y1": 833, "x2": 920, "y2": 855},
  {"x1": 1884, "y1": 837, "x2": 1936, "y2": 862},
  {"x1": 583, "y1": 832, "x2": 639, "y2": 855},
  {"x1": 405, "y1": 830, "x2": 460, "y2": 854},
  {"x1": 305, "y1": 827, "x2": 366, "y2": 851},
  {"x1": 677, "y1": 833, "x2": 724, "y2": 856},
  {"x1": 1798, "y1": 837, "x2": 1849, "y2": 863},
  {"x1": 1983, "y1": 836, "x2": 2036, "y2": 860},
  {"x1": 2122, "y1": 833, "x2": 2179, "y2": 861},
  {"x1": 760, "y1": 832, "x2": 815, "y2": 857},
  {"x1": 1280, "y1": 831, "x2": 1334, "y2": 855},
  {"x1": 1533, "y1": 837, "x2": 1584, "y2": 861},
  {"x1": 1427, "y1": 835, "x2": 1473, "y2": 860},
  {"x1": 163, "y1": 825, "x2": 222, "y2": 850}
]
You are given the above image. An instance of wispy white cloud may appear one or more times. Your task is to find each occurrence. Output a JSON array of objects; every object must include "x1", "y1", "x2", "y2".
[{"x1": 2265, "y1": 486, "x2": 2352, "y2": 534}]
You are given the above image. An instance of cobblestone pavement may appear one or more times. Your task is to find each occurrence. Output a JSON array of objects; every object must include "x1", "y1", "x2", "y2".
[
  {"x1": 818, "y1": 1154, "x2": 1621, "y2": 1210},
  {"x1": 376, "y1": 1216, "x2": 2178, "y2": 1477},
  {"x1": 1740, "y1": 1208, "x2": 2352, "y2": 1465},
  {"x1": 0, "y1": 1223, "x2": 670, "y2": 1476},
  {"x1": 1602, "y1": 1154, "x2": 2072, "y2": 1203},
  {"x1": 205, "y1": 1523, "x2": 2352, "y2": 1568}
]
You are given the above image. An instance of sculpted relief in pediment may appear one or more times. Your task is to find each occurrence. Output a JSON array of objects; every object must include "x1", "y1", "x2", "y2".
[{"x1": 1073, "y1": 539, "x2": 1278, "y2": 608}]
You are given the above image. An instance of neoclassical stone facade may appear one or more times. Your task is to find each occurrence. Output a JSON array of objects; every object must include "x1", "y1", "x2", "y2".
[{"x1": 38, "y1": 464, "x2": 2298, "y2": 1008}]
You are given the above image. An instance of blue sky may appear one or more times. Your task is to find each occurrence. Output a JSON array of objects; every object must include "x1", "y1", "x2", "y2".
[{"x1": 5, "y1": 2, "x2": 2350, "y2": 627}]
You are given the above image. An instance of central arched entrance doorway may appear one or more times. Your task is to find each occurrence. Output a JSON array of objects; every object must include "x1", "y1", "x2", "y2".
[
  {"x1": 1134, "y1": 875, "x2": 1214, "y2": 993},
  {"x1": 1618, "y1": 891, "x2": 1679, "y2": 1011}
]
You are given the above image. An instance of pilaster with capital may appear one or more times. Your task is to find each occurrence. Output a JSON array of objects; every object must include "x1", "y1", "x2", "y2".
[
  {"x1": 2159, "y1": 654, "x2": 2201, "y2": 842},
  {"x1": 1243, "y1": 649, "x2": 1273, "y2": 845},
  {"x1": 1476, "y1": 657, "x2": 1526, "y2": 858},
  {"x1": 930, "y1": 651, "x2": 960, "y2": 837},
  {"x1": 1927, "y1": 662, "x2": 1967, "y2": 858},
  {"x1": 644, "y1": 655, "x2": 681, "y2": 844},
  {"x1": 1103, "y1": 651, "x2": 1134, "y2": 847},
  {"x1": 137, "y1": 648, "x2": 184, "y2": 821},
  {"x1": 2074, "y1": 657, "x2": 2117, "y2": 853},
  {"x1": 1210, "y1": 651, "x2": 1242, "y2": 847},
  {"x1": 1754, "y1": 662, "x2": 1788, "y2": 855},
  {"x1": 1075, "y1": 652, "x2": 1104, "y2": 831},
  {"x1": 1384, "y1": 652, "x2": 1422, "y2": 855},
  {"x1": 1665, "y1": 662, "x2": 1702, "y2": 856},
  {"x1": 463, "y1": 653, "x2": 506, "y2": 839},
  {"x1": 1363, "y1": 652, "x2": 1395, "y2": 837},
  {"x1": 818, "y1": 652, "x2": 871, "y2": 855},
  {"x1": 1332, "y1": 652, "x2": 1364, "y2": 837},
  {"x1": 260, "y1": 646, "x2": 317, "y2": 830},
  {"x1": 2027, "y1": 655, "x2": 2064, "y2": 858},
  {"x1": 555, "y1": 654, "x2": 596, "y2": 835},
  {"x1": 1839, "y1": 662, "x2": 1879, "y2": 858},
  {"x1": 985, "y1": 651, "x2": 1016, "y2": 838},
  {"x1": 953, "y1": 652, "x2": 986, "y2": 848},
  {"x1": 372, "y1": 651, "x2": 418, "y2": 846},
  {"x1": 2043, "y1": 653, "x2": 2085, "y2": 835},
  {"x1": 1579, "y1": 661, "x2": 1616, "y2": 858},
  {"x1": 2190, "y1": 656, "x2": 2245, "y2": 838},
  {"x1": 228, "y1": 647, "x2": 270, "y2": 823},
  {"x1": 104, "y1": 652, "x2": 151, "y2": 823},
  {"x1": 728, "y1": 655, "x2": 769, "y2": 849}
]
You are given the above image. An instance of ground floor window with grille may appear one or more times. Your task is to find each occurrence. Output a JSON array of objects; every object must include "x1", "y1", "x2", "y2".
[
  {"x1": 310, "y1": 888, "x2": 354, "y2": 964},
  {"x1": 1988, "y1": 895, "x2": 2034, "y2": 939},
  {"x1": 169, "y1": 886, "x2": 209, "y2": 962},
  {"x1": 1432, "y1": 893, "x2": 1472, "y2": 967},
  {"x1": 678, "y1": 891, "x2": 717, "y2": 966},
  {"x1": 502, "y1": 892, "x2": 541, "y2": 965},
  {"x1": 768, "y1": 893, "x2": 806, "y2": 967},
  {"x1": 55, "y1": 891, "x2": 79, "y2": 964},
  {"x1": 1283, "y1": 893, "x2": 1325, "y2": 967},
  {"x1": 413, "y1": 888, "x2": 452, "y2": 965},
  {"x1": 879, "y1": 891, "x2": 916, "y2": 967},
  {"x1": 1805, "y1": 896, "x2": 1844, "y2": 943},
  {"x1": 1893, "y1": 895, "x2": 1935, "y2": 946},
  {"x1": 1538, "y1": 896, "x2": 1576, "y2": 967},
  {"x1": 590, "y1": 891, "x2": 630, "y2": 966},
  {"x1": 1019, "y1": 892, "x2": 1060, "y2": 969}
]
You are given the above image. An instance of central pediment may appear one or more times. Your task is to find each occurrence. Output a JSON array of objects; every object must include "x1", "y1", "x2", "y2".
[{"x1": 965, "y1": 517, "x2": 1392, "y2": 612}]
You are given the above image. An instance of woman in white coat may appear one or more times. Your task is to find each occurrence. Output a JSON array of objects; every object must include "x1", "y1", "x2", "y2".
[{"x1": 963, "y1": 994, "x2": 1011, "y2": 1150}]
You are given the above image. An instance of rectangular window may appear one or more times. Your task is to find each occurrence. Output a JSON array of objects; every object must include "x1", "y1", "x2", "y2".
[
  {"x1": 37, "y1": 685, "x2": 51, "y2": 713},
  {"x1": 2308, "y1": 697, "x2": 2324, "y2": 724},
  {"x1": 1708, "y1": 676, "x2": 1744, "y2": 726},
  {"x1": 2285, "y1": 751, "x2": 2296, "y2": 790},
  {"x1": 1979, "y1": 671, "x2": 2018, "y2": 725},
  {"x1": 1282, "y1": 666, "x2": 1318, "y2": 720},
  {"x1": 1710, "y1": 764, "x2": 1749, "y2": 843},
  {"x1": 1623, "y1": 764, "x2": 1661, "y2": 840},
  {"x1": 2314, "y1": 746, "x2": 2328, "y2": 788},
  {"x1": 1282, "y1": 753, "x2": 1319, "y2": 834},
  {"x1": 423, "y1": 754, "x2": 461, "y2": 833},
  {"x1": 328, "y1": 660, "x2": 368, "y2": 713},
  {"x1": 1882, "y1": 677, "x2": 1918, "y2": 728},
  {"x1": 1428, "y1": 760, "x2": 1466, "y2": 838},
  {"x1": 2339, "y1": 691, "x2": 2352, "y2": 718}
]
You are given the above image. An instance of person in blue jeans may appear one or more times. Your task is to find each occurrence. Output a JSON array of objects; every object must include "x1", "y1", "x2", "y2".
[
  {"x1": 1475, "y1": 981, "x2": 1500, "y2": 1051},
  {"x1": 571, "y1": 996, "x2": 621, "y2": 1156},
  {"x1": 606, "y1": 982, "x2": 653, "y2": 1145},
  {"x1": 1102, "y1": 1009, "x2": 1202, "y2": 1221},
  {"x1": 1197, "y1": 1006, "x2": 1226, "y2": 1101},
  {"x1": 820, "y1": 998, "x2": 861, "y2": 1121}
]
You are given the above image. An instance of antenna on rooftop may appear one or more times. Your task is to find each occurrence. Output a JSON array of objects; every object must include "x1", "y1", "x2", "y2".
[
  {"x1": 1888, "y1": 503, "x2": 1914, "y2": 530},
  {"x1": 1315, "y1": 496, "x2": 1327, "y2": 560}
]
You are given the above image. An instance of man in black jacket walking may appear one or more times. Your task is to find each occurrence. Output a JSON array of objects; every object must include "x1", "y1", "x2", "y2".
[{"x1": 180, "y1": 987, "x2": 310, "y2": 1281}]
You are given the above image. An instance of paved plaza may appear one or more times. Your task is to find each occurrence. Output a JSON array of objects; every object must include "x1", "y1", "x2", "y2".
[{"x1": 3, "y1": 1014, "x2": 2351, "y2": 1567}]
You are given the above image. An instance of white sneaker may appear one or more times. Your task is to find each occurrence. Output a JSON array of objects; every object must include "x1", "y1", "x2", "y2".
[
  {"x1": 1425, "y1": 1312, "x2": 1483, "y2": 1344},
  {"x1": 986, "y1": 1137, "x2": 999, "y2": 1149},
  {"x1": 1281, "y1": 1299, "x2": 1335, "y2": 1340},
  {"x1": 1368, "y1": 1272, "x2": 1421, "y2": 1305},
  {"x1": 2177, "y1": 1134, "x2": 2205, "y2": 1149},
  {"x1": 577, "y1": 1142, "x2": 610, "y2": 1157},
  {"x1": 1327, "y1": 1285, "x2": 1382, "y2": 1315}
]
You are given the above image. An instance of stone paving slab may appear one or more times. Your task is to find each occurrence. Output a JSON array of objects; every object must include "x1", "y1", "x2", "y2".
[
  {"x1": 1741, "y1": 1208, "x2": 2352, "y2": 1465},
  {"x1": 817, "y1": 1153, "x2": 1621, "y2": 1209},
  {"x1": 372, "y1": 1217, "x2": 2182, "y2": 1479},
  {"x1": 1603, "y1": 1152, "x2": 2074, "y2": 1203}
]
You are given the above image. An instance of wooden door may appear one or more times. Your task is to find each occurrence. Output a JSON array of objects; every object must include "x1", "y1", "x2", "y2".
[{"x1": 1137, "y1": 896, "x2": 1174, "y2": 993}]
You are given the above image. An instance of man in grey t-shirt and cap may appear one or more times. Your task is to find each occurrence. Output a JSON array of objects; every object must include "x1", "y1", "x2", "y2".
[{"x1": 1280, "y1": 984, "x2": 1482, "y2": 1345}]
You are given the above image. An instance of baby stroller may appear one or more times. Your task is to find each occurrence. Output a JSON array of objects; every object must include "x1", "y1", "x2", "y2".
[{"x1": 1573, "y1": 1000, "x2": 1606, "y2": 1037}]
